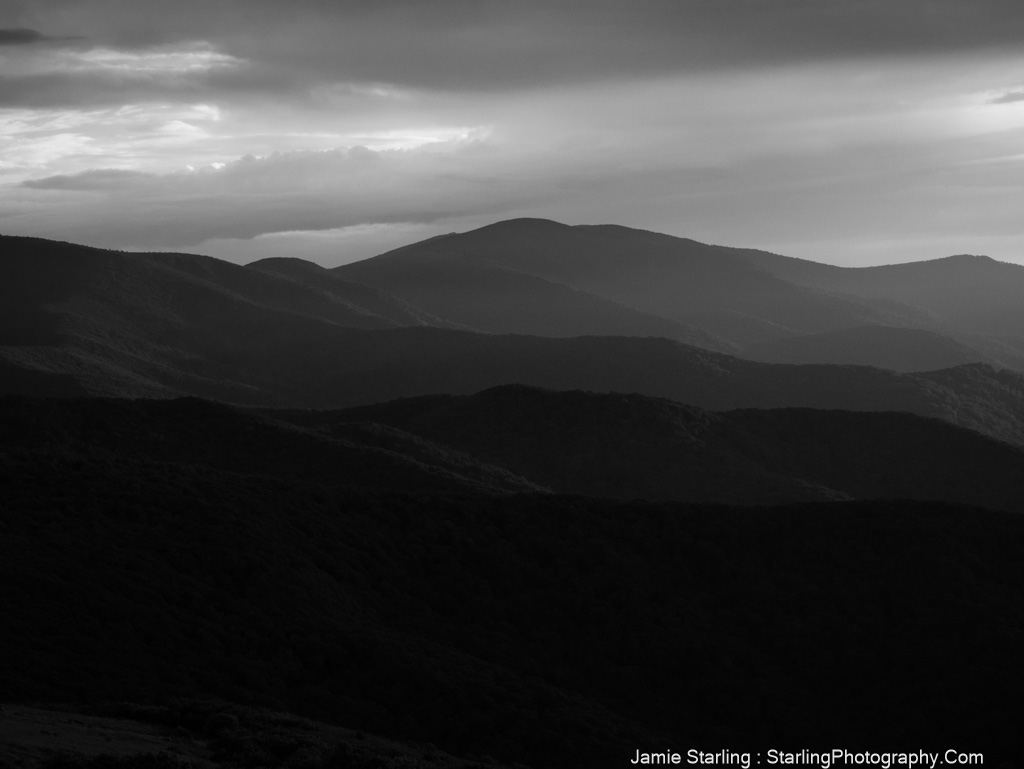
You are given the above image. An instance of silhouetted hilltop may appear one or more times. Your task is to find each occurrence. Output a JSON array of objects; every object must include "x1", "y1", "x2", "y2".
[
  {"x1": 0, "y1": 234, "x2": 435, "y2": 334},
  {"x1": 247, "y1": 255, "x2": 331, "y2": 278},
  {"x1": 301, "y1": 384, "x2": 1024, "y2": 511},
  {"x1": 340, "y1": 226, "x2": 725, "y2": 349}
]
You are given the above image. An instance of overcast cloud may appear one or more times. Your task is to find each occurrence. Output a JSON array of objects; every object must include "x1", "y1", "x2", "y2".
[{"x1": 3, "y1": 0, "x2": 1024, "y2": 265}]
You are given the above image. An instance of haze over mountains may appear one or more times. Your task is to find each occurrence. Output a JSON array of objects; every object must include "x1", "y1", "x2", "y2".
[
  {"x1": 4, "y1": 221, "x2": 1024, "y2": 445},
  {"x1": 5, "y1": 218, "x2": 1024, "y2": 766},
  {"x1": 339, "y1": 218, "x2": 1024, "y2": 366},
  {"x1": 9, "y1": 218, "x2": 1024, "y2": 380}
]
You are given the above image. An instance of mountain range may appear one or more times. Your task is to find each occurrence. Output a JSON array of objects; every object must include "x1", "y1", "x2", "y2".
[
  {"x1": 5, "y1": 219, "x2": 1024, "y2": 767},
  {"x1": 4, "y1": 224, "x2": 1024, "y2": 448},
  {"x1": 339, "y1": 218, "x2": 1024, "y2": 366},
  {"x1": 6, "y1": 387, "x2": 1024, "y2": 512},
  {"x1": 295, "y1": 384, "x2": 1024, "y2": 511}
]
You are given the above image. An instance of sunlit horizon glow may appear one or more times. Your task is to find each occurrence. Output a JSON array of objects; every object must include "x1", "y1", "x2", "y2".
[{"x1": 3, "y1": 1, "x2": 1024, "y2": 267}]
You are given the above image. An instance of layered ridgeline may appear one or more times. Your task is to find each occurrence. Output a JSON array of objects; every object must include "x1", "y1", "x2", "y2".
[
  {"x1": 6, "y1": 222, "x2": 1024, "y2": 767},
  {"x1": 338, "y1": 218, "x2": 1024, "y2": 368},
  {"x1": 3, "y1": 394, "x2": 1024, "y2": 767},
  {"x1": 7, "y1": 390, "x2": 1024, "y2": 511},
  {"x1": 276, "y1": 385, "x2": 1024, "y2": 512},
  {"x1": 3, "y1": 232, "x2": 1024, "y2": 447}
]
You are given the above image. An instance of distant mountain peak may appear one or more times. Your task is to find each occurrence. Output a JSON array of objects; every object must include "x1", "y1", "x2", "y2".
[
  {"x1": 477, "y1": 217, "x2": 571, "y2": 229},
  {"x1": 936, "y1": 253, "x2": 1007, "y2": 267},
  {"x1": 245, "y1": 256, "x2": 328, "y2": 277},
  {"x1": 457, "y1": 217, "x2": 574, "y2": 238}
]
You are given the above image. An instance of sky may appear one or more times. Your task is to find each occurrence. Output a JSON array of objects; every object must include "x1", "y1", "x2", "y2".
[{"x1": 3, "y1": 0, "x2": 1024, "y2": 267}]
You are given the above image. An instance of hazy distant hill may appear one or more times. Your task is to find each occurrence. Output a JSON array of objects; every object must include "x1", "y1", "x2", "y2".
[
  {"x1": 9, "y1": 221, "x2": 1024, "y2": 404},
  {"x1": 339, "y1": 218, "x2": 930, "y2": 348},
  {"x1": 299, "y1": 385, "x2": 1024, "y2": 511},
  {"x1": 744, "y1": 249, "x2": 1024, "y2": 368},
  {"x1": 337, "y1": 218, "x2": 1024, "y2": 371},
  {"x1": 743, "y1": 325, "x2": 991, "y2": 372},
  {"x1": 340, "y1": 227, "x2": 726, "y2": 350},
  {"x1": 748, "y1": 251, "x2": 1024, "y2": 337}
]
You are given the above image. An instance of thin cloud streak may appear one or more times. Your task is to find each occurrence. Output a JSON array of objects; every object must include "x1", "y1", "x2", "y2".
[{"x1": 990, "y1": 90, "x2": 1024, "y2": 104}]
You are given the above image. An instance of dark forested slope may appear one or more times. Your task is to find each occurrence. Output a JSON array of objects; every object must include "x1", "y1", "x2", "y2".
[
  {"x1": 0, "y1": 395, "x2": 542, "y2": 496},
  {"x1": 296, "y1": 385, "x2": 1024, "y2": 511},
  {"x1": 2, "y1": 420, "x2": 1023, "y2": 766}
]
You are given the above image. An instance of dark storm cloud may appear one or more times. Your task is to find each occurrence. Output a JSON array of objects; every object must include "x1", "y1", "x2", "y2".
[
  {"x1": 0, "y1": 26, "x2": 83, "y2": 46},
  {"x1": 0, "y1": 27, "x2": 46, "y2": 44},
  {"x1": 11, "y1": 1, "x2": 1024, "y2": 94},
  {"x1": 179, "y1": 0, "x2": 1024, "y2": 91}
]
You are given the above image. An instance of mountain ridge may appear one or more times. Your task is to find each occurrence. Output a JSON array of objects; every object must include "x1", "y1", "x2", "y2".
[
  {"x1": 337, "y1": 218, "x2": 937, "y2": 349},
  {"x1": 5, "y1": 228, "x2": 1024, "y2": 449},
  {"x1": 292, "y1": 383, "x2": 1024, "y2": 511}
]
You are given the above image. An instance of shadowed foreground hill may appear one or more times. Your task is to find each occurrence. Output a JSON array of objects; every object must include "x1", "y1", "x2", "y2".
[
  {"x1": 293, "y1": 385, "x2": 1024, "y2": 511},
  {"x1": 0, "y1": 396, "x2": 543, "y2": 496},
  {"x1": 0, "y1": 701, "x2": 524, "y2": 769},
  {"x1": 2, "y1": 413, "x2": 1023, "y2": 766}
]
